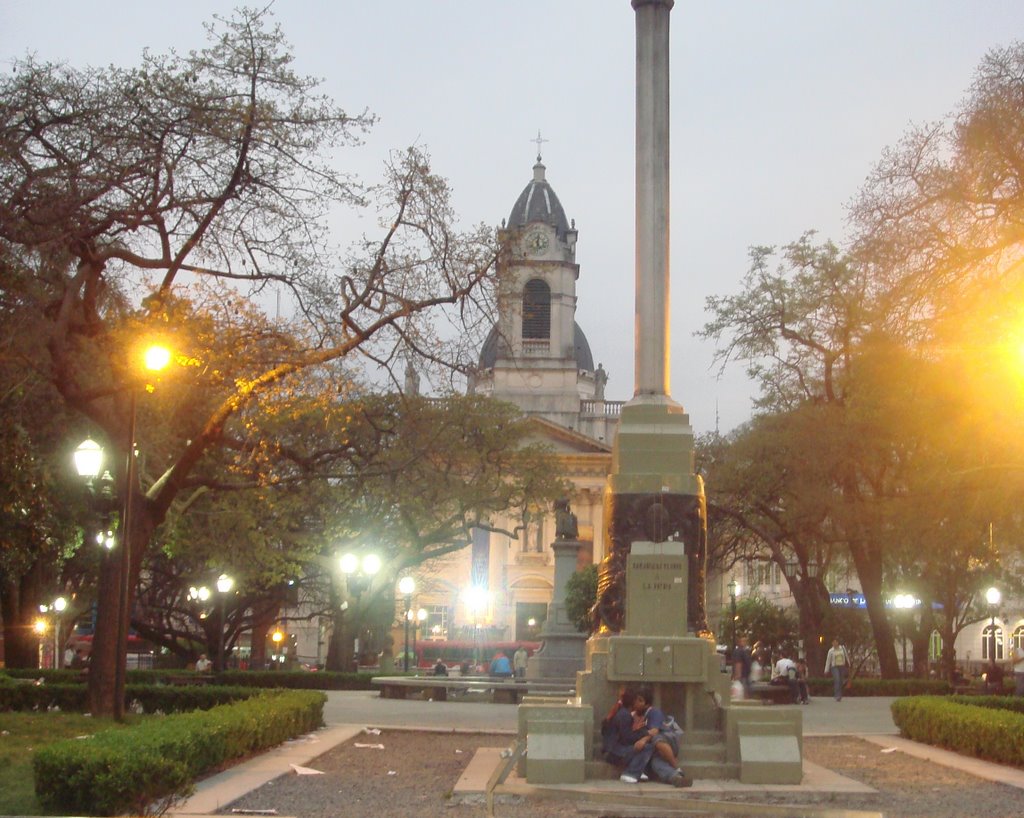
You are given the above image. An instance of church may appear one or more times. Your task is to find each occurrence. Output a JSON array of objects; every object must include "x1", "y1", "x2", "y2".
[{"x1": 409, "y1": 154, "x2": 621, "y2": 650}]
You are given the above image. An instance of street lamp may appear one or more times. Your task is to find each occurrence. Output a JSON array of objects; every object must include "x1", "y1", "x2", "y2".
[
  {"x1": 414, "y1": 608, "x2": 427, "y2": 670},
  {"x1": 39, "y1": 596, "x2": 68, "y2": 668},
  {"x1": 986, "y1": 586, "x2": 1002, "y2": 664},
  {"x1": 398, "y1": 576, "x2": 415, "y2": 672},
  {"x1": 340, "y1": 552, "x2": 381, "y2": 667},
  {"x1": 892, "y1": 593, "x2": 918, "y2": 676},
  {"x1": 728, "y1": 579, "x2": 739, "y2": 662},
  {"x1": 216, "y1": 573, "x2": 234, "y2": 672},
  {"x1": 464, "y1": 585, "x2": 489, "y2": 671}
]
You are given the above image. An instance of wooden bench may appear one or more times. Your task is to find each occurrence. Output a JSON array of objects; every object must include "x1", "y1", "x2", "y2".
[{"x1": 371, "y1": 675, "x2": 575, "y2": 704}]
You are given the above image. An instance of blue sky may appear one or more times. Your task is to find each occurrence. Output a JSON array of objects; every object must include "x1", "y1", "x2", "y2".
[{"x1": 4, "y1": 1, "x2": 1024, "y2": 434}]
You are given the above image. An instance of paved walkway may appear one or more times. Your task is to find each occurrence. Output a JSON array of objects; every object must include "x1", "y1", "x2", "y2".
[{"x1": 167, "y1": 691, "x2": 1024, "y2": 816}]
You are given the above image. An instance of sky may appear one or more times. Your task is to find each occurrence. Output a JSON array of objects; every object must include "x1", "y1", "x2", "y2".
[{"x1": 4, "y1": 1, "x2": 1024, "y2": 435}]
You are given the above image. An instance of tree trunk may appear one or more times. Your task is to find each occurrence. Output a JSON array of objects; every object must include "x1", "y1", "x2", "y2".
[
  {"x1": 250, "y1": 607, "x2": 276, "y2": 671},
  {"x1": 850, "y1": 544, "x2": 900, "y2": 678},
  {"x1": 1, "y1": 575, "x2": 35, "y2": 668}
]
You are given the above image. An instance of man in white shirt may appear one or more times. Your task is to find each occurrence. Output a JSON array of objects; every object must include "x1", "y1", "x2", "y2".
[{"x1": 771, "y1": 654, "x2": 799, "y2": 703}]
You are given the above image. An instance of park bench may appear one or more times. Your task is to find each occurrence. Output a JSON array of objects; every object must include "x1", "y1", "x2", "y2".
[
  {"x1": 747, "y1": 682, "x2": 798, "y2": 705},
  {"x1": 371, "y1": 674, "x2": 575, "y2": 704}
]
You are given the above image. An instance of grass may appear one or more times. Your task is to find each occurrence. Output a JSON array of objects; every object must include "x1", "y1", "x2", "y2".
[{"x1": 0, "y1": 711, "x2": 134, "y2": 815}]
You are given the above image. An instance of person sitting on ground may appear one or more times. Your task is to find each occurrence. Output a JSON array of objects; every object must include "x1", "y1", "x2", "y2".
[
  {"x1": 195, "y1": 653, "x2": 213, "y2": 673},
  {"x1": 631, "y1": 685, "x2": 692, "y2": 787},
  {"x1": 771, "y1": 652, "x2": 801, "y2": 704},
  {"x1": 602, "y1": 687, "x2": 665, "y2": 785},
  {"x1": 433, "y1": 658, "x2": 448, "y2": 676},
  {"x1": 489, "y1": 651, "x2": 512, "y2": 678}
]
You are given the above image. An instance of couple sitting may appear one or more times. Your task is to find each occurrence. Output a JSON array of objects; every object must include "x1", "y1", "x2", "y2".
[{"x1": 601, "y1": 684, "x2": 693, "y2": 788}]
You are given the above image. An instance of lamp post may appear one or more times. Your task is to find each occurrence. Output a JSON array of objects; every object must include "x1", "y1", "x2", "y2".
[
  {"x1": 398, "y1": 576, "x2": 415, "y2": 672},
  {"x1": 728, "y1": 579, "x2": 739, "y2": 662},
  {"x1": 216, "y1": 573, "x2": 234, "y2": 672},
  {"x1": 413, "y1": 608, "x2": 427, "y2": 670},
  {"x1": 340, "y1": 552, "x2": 381, "y2": 668},
  {"x1": 39, "y1": 596, "x2": 68, "y2": 668},
  {"x1": 986, "y1": 586, "x2": 1002, "y2": 664},
  {"x1": 892, "y1": 593, "x2": 916, "y2": 676},
  {"x1": 32, "y1": 617, "x2": 48, "y2": 668},
  {"x1": 464, "y1": 586, "x2": 489, "y2": 671}
]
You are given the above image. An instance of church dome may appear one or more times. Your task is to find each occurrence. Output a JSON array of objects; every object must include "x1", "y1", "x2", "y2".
[
  {"x1": 507, "y1": 161, "x2": 571, "y2": 237},
  {"x1": 478, "y1": 321, "x2": 595, "y2": 371}
]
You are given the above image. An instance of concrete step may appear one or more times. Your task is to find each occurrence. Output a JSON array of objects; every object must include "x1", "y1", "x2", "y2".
[
  {"x1": 585, "y1": 759, "x2": 741, "y2": 780},
  {"x1": 679, "y1": 742, "x2": 726, "y2": 763}
]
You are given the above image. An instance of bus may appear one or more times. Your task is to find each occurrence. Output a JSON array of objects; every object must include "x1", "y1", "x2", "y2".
[{"x1": 407, "y1": 640, "x2": 541, "y2": 673}]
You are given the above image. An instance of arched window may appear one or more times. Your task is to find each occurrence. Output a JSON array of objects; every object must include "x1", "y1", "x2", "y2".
[
  {"x1": 522, "y1": 279, "x2": 551, "y2": 340},
  {"x1": 1012, "y1": 625, "x2": 1024, "y2": 652},
  {"x1": 929, "y1": 630, "x2": 943, "y2": 661},
  {"x1": 982, "y1": 624, "x2": 1004, "y2": 661}
]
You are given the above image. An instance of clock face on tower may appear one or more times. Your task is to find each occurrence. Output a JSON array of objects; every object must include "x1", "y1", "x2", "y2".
[{"x1": 524, "y1": 228, "x2": 549, "y2": 256}]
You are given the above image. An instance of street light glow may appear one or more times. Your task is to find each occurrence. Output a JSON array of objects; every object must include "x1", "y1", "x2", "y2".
[
  {"x1": 74, "y1": 438, "x2": 104, "y2": 478},
  {"x1": 362, "y1": 554, "x2": 382, "y2": 576},
  {"x1": 143, "y1": 344, "x2": 172, "y2": 372},
  {"x1": 986, "y1": 586, "x2": 1002, "y2": 607},
  {"x1": 398, "y1": 576, "x2": 416, "y2": 596},
  {"x1": 216, "y1": 574, "x2": 234, "y2": 594},
  {"x1": 33, "y1": 618, "x2": 47, "y2": 635}
]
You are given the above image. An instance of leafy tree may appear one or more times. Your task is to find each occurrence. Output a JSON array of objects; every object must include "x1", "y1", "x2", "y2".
[
  {"x1": 565, "y1": 565, "x2": 598, "y2": 634},
  {"x1": 0, "y1": 9, "x2": 498, "y2": 714}
]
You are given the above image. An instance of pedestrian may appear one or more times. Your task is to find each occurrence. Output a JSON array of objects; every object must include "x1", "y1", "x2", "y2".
[
  {"x1": 433, "y1": 658, "x2": 448, "y2": 676},
  {"x1": 795, "y1": 657, "x2": 810, "y2": 704},
  {"x1": 513, "y1": 645, "x2": 528, "y2": 679},
  {"x1": 1012, "y1": 643, "x2": 1024, "y2": 696},
  {"x1": 195, "y1": 653, "x2": 213, "y2": 673},
  {"x1": 733, "y1": 635, "x2": 753, "y2": 697},
  {"x1": 824, "y1": 638, "x2": 851, "y2": 701},
  {"x1": 632, "y1": 685, "x2": 692, "y2": 787}
]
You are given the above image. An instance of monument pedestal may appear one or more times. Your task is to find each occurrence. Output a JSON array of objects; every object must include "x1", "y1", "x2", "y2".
[{"x1": 528, "y1": 539, "x2": 587, "y2": 680}]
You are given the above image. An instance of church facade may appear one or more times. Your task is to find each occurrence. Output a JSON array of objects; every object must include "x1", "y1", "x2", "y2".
[{"x1": 405, "y1": 157, "x2": 622, "y2": 654}]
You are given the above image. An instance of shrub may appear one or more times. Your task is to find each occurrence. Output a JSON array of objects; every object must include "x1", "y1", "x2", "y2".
[
  {"x1": 33, "y1": 689, "x2": 324, "y2": 816},
  {"x1": 0, "y1": 683, "x2": 262, "y2": 713},
  {"x1": 2, "y1": 667, "x2": 377, "y2": 690},
  {"x1": 891, "y1": 696, "x2": 1024, "y2": 767}
]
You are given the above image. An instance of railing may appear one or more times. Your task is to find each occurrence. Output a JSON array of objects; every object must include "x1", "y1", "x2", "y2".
[
  {"x1": 580, "y1": 399, "x2": 624, "y2": 417},
  {"x1": 522, "y1": 339, "x2": 550, "y2": 356}
]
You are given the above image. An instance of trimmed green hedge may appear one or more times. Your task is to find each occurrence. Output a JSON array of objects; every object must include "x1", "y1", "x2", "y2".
[
  {"x1": 892, "y1": 695, "x2": 1024, "y2": 767},
  {"x1": 2, "y1": 667, "x2": 377, "y2": 690},
  {"x1": 0, "y1": 682, "x2": 263, "y2": 713},
  {"x1": 32, "y1": 689, "x2": 325, "y2": 816}
]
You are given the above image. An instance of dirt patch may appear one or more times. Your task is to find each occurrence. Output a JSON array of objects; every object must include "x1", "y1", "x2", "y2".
[{"x1": 220, "y1": 731, "x2": 1024, "y2": 817}]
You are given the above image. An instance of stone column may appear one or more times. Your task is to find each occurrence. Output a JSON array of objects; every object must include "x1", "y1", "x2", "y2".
[{"x1": 633, "y1": 0, "x2": 673, "y2": 398}]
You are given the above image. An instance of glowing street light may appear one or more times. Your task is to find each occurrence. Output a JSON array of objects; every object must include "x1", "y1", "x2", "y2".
[
  {"x1": 986, "y1": 586, "x2": 1002, "y2": 663},
  {"x1": 216, "y1": 574, "x2": 234, "y2": 672}
]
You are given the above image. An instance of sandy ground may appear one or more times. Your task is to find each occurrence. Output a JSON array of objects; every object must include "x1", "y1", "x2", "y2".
[{"x1": 220, "y1": 731, "x2": 1024, "y2": 818}]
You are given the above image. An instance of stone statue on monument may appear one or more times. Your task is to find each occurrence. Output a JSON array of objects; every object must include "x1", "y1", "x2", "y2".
[{"x1": 554, "y1": 498, "x2": 579, "y2": 540}]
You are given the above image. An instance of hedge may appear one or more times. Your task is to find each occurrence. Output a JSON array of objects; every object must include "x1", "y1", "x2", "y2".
[
  {"x1": 2, "y1": 667, "x2": 377, "y2": 690},
  {"x1": 0, "y1": 682, "x2": 263, "y2": 713},
  {"x1": 32, "y1": 689, "x2": 325, "y2": 816},
  {"x1": 891, "y1": 695, "x2": 1024, "y2": 767},
  {"x1": 806, "y1": 677, "x2": 955, "y2": 697}
]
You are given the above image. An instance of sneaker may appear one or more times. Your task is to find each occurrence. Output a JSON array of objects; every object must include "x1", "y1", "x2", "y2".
[
  {"x1": 640, "y1": 773, "x2": 649, "y2": 781},
  {"x1": 619, "y1": 774, "x2": 639, "y2": 784},
  {"x1": 671, "y1": 772, "x2": 694, "y2": 788}
]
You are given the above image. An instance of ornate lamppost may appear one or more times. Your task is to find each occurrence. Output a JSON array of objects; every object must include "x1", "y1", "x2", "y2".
[
  {"x1": 398, "y1": 576, "x2": 415, "y2": 672},
  {"x1": 986, "y1": 586, "x2": 1002, "y2": 665},
  {"x1": 216, "y1": 574, "x2": 234, "y2": 672},
  {"x1": 340, "y1": 552, "x2": 381, "y2": 667}
]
